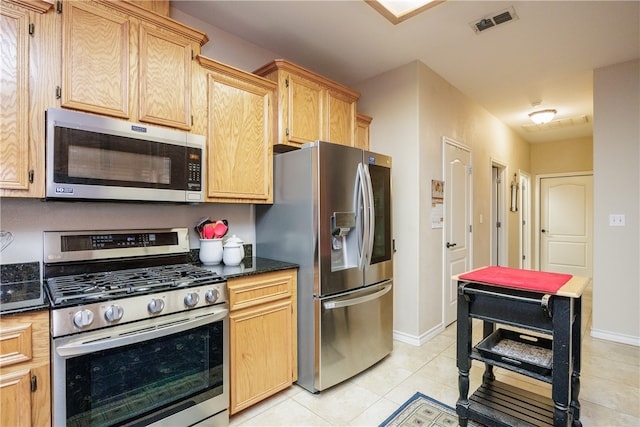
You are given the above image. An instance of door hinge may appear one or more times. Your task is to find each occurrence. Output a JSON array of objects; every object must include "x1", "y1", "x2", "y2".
[
  {"x1": 191, "y1": 48, "x2": 194, "y2": 60},
  {"x1": 29, "y1": 23, "x2": 34, "y2": 36},
  {"x1": 496, "y1": 176, "x2": 502, "y2": 184},
  {"x1": 55, "y1": 86, "x2": 61, "y2": 99},
  {"x1": 56, "y1": 0, "x2": 62, "y2": 13},
  {"x1": 30, "y1": 375, "x2": 37, "y2": 392},
  {"x1": 285, "y1": 78, "x2": 289, "y2": 88},
  {"x1": 28, "y1": 170, "x2": 34, "y2": 184},
  {"x1": 469, "y1": 224, "x2": 472, "y2": 233},
  {"x1": 522, "y1": 255, "x2": 526, "y2": 260},
  {"x1": 496, "y1": 221, "x2": 501, "y2": 228},
  {"x1": 468, "y1": 166, "x2": 472, "y2": 175}
]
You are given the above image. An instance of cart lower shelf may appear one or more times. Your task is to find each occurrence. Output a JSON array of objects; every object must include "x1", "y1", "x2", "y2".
[{"x1": 462, "y1": 381, "x2": 555, "y2": 426}]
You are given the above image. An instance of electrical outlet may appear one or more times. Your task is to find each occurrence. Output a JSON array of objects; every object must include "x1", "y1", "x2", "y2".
[{"x1": 609, "y1": 214, "x2": 625, "y2": 226}]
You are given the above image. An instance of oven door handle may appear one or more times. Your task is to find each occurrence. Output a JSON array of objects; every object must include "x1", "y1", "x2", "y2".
[{"x1": 55, "y1": 308, "x2": 228, "y2": 357}]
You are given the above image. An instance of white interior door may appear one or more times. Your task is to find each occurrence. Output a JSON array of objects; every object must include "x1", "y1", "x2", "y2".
[
  {"x1": 490, "y1": 166, "x2": 504, "y2": 266},
  {"x1": 519, "y1": 172, "x2": 531, "y2": 269},
  {"x1": 443, "y1": 138, "x2": 472, "y2": 325},
  {"x1": 539, "y1": 174, "x2": 593, "y2": 276}
]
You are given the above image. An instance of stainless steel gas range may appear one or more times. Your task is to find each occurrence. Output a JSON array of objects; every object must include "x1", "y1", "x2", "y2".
[{"x1": 43, "y1": 228, "x2": 229, "y2": 427}]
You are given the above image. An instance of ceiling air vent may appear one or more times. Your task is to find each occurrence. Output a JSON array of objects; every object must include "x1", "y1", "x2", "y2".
[{"x1": 470, "y1": 6, "x2": 518, "y2": 34}]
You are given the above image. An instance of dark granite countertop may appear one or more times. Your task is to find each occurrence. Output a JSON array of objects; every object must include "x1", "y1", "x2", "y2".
[
  {"x1": 1, "y1": 257, "x2": 297, "y2": 316},
  {"x1": 0, "y1": 262, "x2": 48, "y2": 316},
  {"x1": 196, "y1": 256, "x2": 298, "y2": 279}
]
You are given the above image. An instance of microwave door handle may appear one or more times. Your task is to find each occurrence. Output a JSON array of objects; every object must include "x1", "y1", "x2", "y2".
[
  {"x1": 322, "y1": 281, "x2": 392, "y2": 310},
  {"x1": 357, "y1": 163, "x2": 369, "y2": 270},
  {"x1": 363, "y1": 163, "x2": 375, "y2": 265},
  {"x1": 55, "y1": 307, "x2": 228, "y2": 357}
]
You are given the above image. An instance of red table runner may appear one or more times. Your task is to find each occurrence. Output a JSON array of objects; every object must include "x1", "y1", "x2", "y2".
[{"x1": 459, "y1": 266, "x2": 572, "y2": 294}]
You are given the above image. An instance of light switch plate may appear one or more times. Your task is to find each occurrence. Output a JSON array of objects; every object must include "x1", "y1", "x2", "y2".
[{"x1": 609, "y1": 214, "x2": 625, "y2": 226}]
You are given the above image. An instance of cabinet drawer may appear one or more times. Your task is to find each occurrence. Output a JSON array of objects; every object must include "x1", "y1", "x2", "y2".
[
  {"x1": 228, "y1": 270, "x2": 295, "y2": 311},
  {"x1": 0, "y1": 311, "x2": 49, "y2": 368},
  {"x1": 0, "y1": 323, "x2": 32, "y2": 367}
]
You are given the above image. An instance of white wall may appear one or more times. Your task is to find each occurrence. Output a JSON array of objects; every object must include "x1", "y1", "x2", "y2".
[
  {"x1": 356, "y1": 60, "x2": 530, "y2": 344},
  {"x1": 592, "y1": 59, "x2": 640, "y2": 345},
  {"x1": 0, "y1": 198, "x2": 254, "y2": 269},
  {"x1": 171, "y1": 8, "x2": 279, "y2": 73},
  {"x1": 352, "y1": 63, "x2": 422, "y2": 340}
]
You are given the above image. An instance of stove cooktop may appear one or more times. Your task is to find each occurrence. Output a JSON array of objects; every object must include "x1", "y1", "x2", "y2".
[{"x1": 46, "y1": 263, "x2": 224, "y2": 307}]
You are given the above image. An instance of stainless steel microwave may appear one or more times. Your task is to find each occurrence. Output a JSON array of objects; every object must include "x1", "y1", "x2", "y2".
[{"x1": 45, "y1": 108, "x2": 205, "y2": 203}]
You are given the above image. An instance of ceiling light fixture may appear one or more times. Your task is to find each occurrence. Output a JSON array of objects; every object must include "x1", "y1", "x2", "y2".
[
  {"x1": 366, "y1": 0, "x2": 444, "y2": 25},
  {"x1": 528, "y1": 109, "x2": 557, "y2": 125}
]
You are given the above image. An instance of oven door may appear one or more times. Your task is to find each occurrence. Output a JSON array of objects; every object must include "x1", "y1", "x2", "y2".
[{"x1": 52, "y1": 305, "x2": 228, "y2": 427}]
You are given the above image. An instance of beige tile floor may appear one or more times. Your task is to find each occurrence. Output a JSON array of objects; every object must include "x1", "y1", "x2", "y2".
[{"x1": 230, "y1": 287, "x2": 640, "y2": 426}]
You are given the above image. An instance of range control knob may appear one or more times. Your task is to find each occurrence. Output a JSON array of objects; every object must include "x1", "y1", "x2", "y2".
[
  {"x1": 184, "y1": 292, "x2": 199, "y2": 307},
  {"x1": 104, "y1": 304, "x2": 124, "y2": 322},
  {"x1": 205, "y1": 289, "x2": 220, "y2": 304},
  {"x1": 148, "y1": 298, "x2": 165, "y2": 314},
  {"x1": 73, "y1": 309, "x2": 94, "y2": 329}
]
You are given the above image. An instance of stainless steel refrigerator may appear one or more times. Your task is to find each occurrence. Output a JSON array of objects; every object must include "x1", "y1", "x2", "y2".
[{"x1": 256, "y1": 141, "x2": 393, "y2": 393}]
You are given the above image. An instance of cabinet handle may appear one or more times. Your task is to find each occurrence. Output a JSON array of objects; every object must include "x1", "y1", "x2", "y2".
[
  {"x1": 28, "y1": 170, "x2": 34, "y2": 184},
  {"x1": 30, "y1": 375, "x2": 37, "y2": 392}
]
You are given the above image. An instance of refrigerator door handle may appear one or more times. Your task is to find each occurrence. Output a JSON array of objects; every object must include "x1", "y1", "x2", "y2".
[
  {"x1": 363, "y1": 162, "x2": 375, "y2": 265},
  {"x1": 357, "y1": 162, "x2": 370, "y2": 270},
  {"x1": 322, "y1": 281, "x2": 392, "y2": 310}
]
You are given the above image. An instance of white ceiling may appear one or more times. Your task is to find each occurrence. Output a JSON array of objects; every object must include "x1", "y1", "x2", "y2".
[{"x1": 172, "y1": 1, "x2": 640, "y2": 143}]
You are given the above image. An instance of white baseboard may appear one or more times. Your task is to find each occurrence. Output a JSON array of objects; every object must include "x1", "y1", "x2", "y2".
[
  {"x1": 590, "y1": 328, "x2": 640, "y2": 347},
  {"x1": 393, "y1": 323, "x2": 446, "y2": 346}
]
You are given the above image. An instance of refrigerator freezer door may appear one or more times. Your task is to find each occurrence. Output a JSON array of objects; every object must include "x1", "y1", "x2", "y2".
[{"x1": 311, "y1": 280, "x2": 393, "y2": 392}]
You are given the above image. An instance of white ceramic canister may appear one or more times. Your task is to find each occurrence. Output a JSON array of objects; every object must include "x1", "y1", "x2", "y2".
[
  {"x1": 222, "y1": 235, "x2": 245, "y2": 266},
  {"x1": 199, "y1": 238, "x2": 223, "y2": 265}
]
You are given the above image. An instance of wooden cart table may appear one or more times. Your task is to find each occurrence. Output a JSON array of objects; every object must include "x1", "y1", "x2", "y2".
[{"x1": 454, "y1": 266, "x2": 590, "y2": 427}]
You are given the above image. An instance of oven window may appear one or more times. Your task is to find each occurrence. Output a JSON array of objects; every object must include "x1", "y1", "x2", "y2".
[{"x1": 65, "y1": 321, "x2": 224, "y2": 427}]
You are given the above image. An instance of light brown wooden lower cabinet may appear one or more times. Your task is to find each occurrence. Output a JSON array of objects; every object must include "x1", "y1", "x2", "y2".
[
  {"x1": 227, "y1": 269, "x2": 297, "y2": 415},
  {"x1": 0, "y1": 310, "x2": 51, "y2": 427}
]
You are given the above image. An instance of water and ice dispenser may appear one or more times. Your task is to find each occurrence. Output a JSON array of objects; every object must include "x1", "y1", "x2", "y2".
[{"x1": 330, "y1": 211, "x2": 357, "y2": 271}]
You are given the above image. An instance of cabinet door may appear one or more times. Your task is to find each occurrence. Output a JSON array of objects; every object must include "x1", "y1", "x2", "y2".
[
  {"x1": 0, "y1": 4, "x2": 30, "y2": 190},
  {"x1": 202, "y1": 58, "x2": 275, "y2": 203},
  {"x1": 62, "y1": 0, "x2": 130, "y2": 118},
  {"x1": 0, "y1": 310, "x2": 50, "y2": 426},
  {"x1": 326, "y1": 89, "x2": 356, "y2": 146},
  {"x1": 138, "y1": 23, "x2": 192, "y2": 130},
  {"x1": 229, "y1": 300, "x2": 292, "y2": 414},
  {"x1": 0, "y1": 369, "x2": 32, "y2": 426},
  {"x1": 286, "y1": 73, "x2": 323, "y2": 146}
]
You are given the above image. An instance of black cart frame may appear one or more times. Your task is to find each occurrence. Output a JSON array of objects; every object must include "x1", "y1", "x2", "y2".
[{"x1": 456, "y1": 279, "x2": 585, "y2": 427}]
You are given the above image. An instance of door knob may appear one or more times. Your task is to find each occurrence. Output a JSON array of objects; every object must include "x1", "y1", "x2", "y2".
[
  {"x1": 541, "y1": 229, "x2": 547, "y2": 233},
  {"x1": 446, "y1": 242, "x2": 457, "y2": 248}
]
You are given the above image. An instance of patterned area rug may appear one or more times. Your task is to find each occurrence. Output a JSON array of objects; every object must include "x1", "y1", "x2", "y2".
[{"x1": 379, "y1": 392, "x2": 482, "y2": 427}]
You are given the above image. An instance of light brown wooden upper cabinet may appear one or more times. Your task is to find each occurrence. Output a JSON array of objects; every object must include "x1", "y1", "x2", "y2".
[
  {"x1": 355, "y1": 112, "x2": 372, "y2": 150},
  {"x1": 0, "y1": 0, "x2": 58, "y2": 198},
  {"x1": 60, "y1": 0, "x2": 207, "y2": 130},
  {"x1": 197, "y1": 57, "x2": 276, "y2": 204},
  {"x1": 254, "y1": 59, "x2": 360, "y2": 151}
]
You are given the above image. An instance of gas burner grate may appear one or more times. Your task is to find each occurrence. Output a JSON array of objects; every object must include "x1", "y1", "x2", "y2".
[{"x1": 46, "y1": 264, "x2": 223, "y2": 305}]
